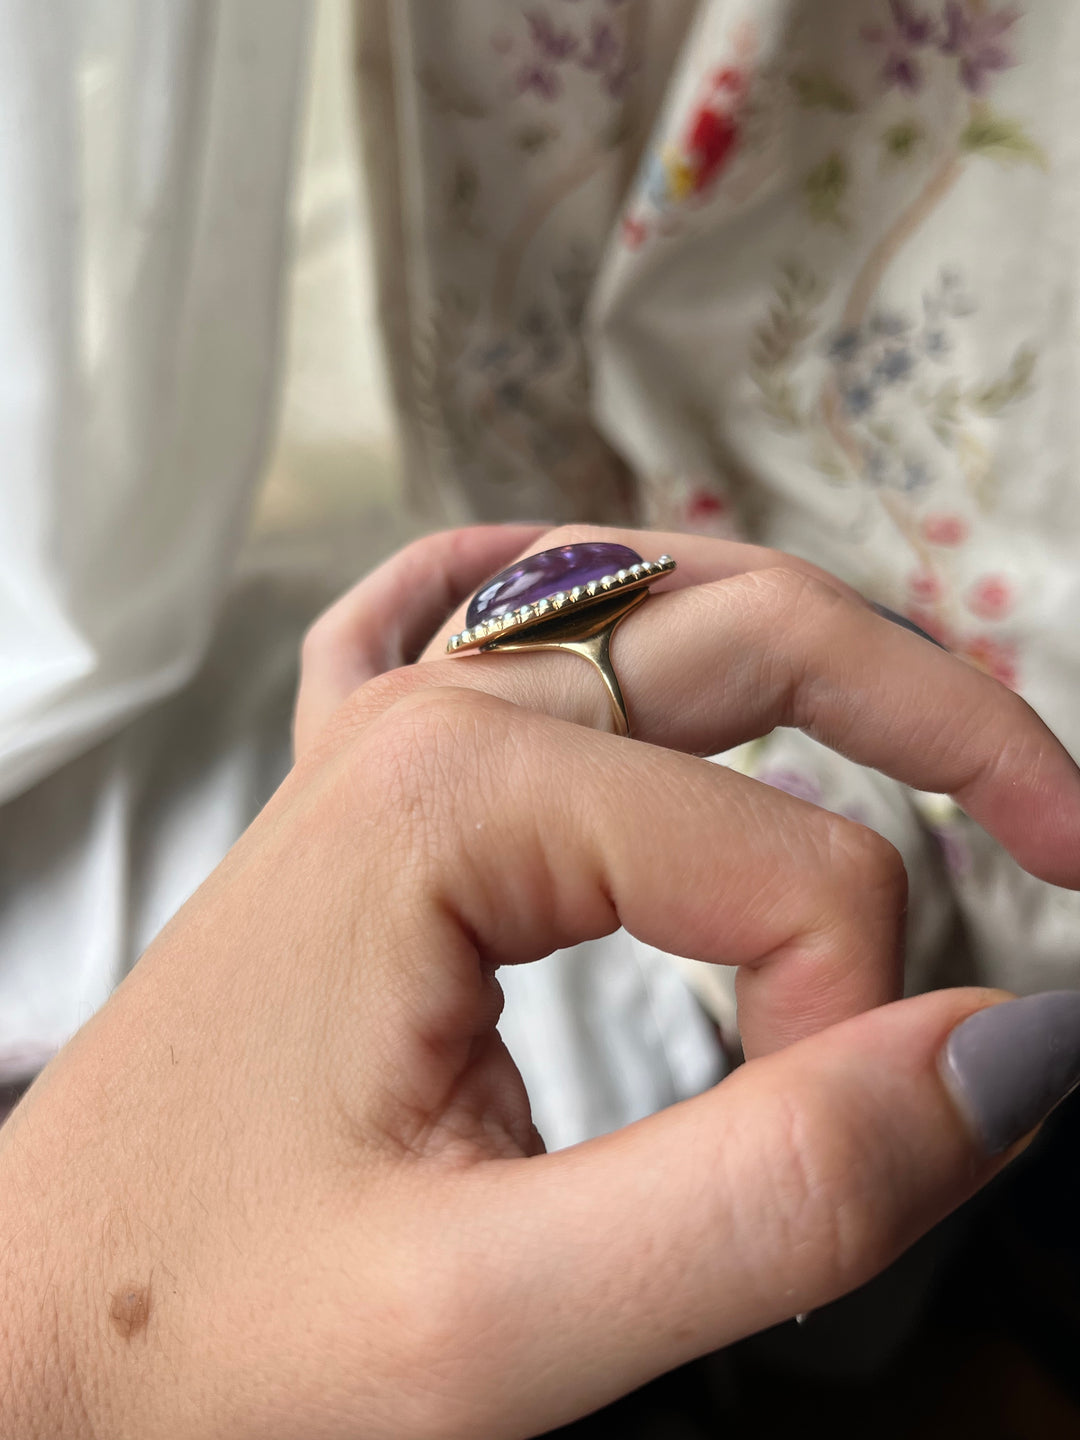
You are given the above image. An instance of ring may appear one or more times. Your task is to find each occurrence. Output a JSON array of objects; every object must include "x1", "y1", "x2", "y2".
[{"x1": 447, "y1": 542, "x2": 676, "y2": 737}]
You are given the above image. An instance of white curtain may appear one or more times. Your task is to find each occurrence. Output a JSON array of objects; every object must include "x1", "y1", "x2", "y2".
[
  {"x1": 0, "y1": 0, "x2": 309, "y2": 806},
  {"x1": 0, "y1": 0, "x2": 310, "y2": 1075}
]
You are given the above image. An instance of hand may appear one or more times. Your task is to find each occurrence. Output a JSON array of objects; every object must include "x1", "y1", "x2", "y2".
[{"x1": 4, "y1": 527, "x2": 1080, "y2": 1440}]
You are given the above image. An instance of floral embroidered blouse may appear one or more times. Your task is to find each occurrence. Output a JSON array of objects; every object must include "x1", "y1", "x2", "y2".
[{"x1": 357, "y1": 0, "x2": 1080, "y2": 1021}]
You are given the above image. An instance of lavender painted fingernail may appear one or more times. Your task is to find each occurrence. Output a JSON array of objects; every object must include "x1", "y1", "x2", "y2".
[
  {"x1": 869, "y1": 602, "x2": 947, "y2": 650},
  {"x1": 942, "y1": 992, "x2": 1080, "y2": 1154}
]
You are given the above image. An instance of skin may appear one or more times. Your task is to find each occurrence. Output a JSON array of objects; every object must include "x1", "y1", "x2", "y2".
[{"x1": 2, "y1": 524, "x2": 1078, "y2": 1439}]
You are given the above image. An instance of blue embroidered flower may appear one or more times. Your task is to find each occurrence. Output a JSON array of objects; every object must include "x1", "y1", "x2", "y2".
[
  {"x1": 828, "y1": 329, "x2": 862, "y2": 363},
  {"x1": 843, "y1": 382, "x2": 878, "y2": 416},
  {"x1": 875, "y1": 347, "x2": 915, "y2": 384}
]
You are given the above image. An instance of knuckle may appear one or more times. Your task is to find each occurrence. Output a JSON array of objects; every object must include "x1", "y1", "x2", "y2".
[
  {"x1": 358, "y1": 684, "x2": 507, "y2": 806},
  {"x1": 822, "y1": 814, "x2": 908, "y2": 914},
  {"x1": 739, "y1": 564, "x2": 849, "y2": 628}
]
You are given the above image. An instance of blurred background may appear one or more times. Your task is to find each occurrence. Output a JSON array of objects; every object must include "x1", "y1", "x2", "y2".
[{"x1": 256, "y1": 0, "x2": 412, "y2": 593}]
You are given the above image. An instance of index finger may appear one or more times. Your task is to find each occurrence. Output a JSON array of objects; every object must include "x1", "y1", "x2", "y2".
[{"x1": 415, "y1": 526, "x2": 1080, "y2": 891}]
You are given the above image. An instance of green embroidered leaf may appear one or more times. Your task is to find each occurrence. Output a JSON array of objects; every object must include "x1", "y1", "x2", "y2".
[
  {"x1": 882, "y1": 120, "x2": 924, "y2": 162},
  {"x1": 749, "y1": 262, "x2": 821, "y2": 374},
  {"x1": 960, "y1": 106, "x2": 1048, "y2": 170},
  {"x1": 754, "y1": 375, "x2": 805, "y2": 430},
  {"x1": 419, "y1": 66, "x2": 489, "y2": 121},
  {"x1": 812, "y1": 439, "x2": 854, "y2": 486},
  {"x1": 804, "y1": 152, "x2": 850, "y2": 227},
  {"x1": 515, "y1": 123, "x2": 558, "y2": 155},
  {"x1": 969, "y1": 346, "x2": 1037, "y2": 415},
  {"x1": 789, "y1": 71, "x2": 859, "y2": 114}
]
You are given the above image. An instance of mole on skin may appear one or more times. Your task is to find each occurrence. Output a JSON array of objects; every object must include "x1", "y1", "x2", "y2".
[{"x1": 109, "y1": 1284, "x2": 151, "y2": 1340}]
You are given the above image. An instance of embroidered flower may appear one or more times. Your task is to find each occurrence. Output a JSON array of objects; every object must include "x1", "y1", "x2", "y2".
[
  {"x1": 578, "y1": 19, "x2": 637, "y2": 99},
  {"x1": 932, "y1": 823, "x2": 974, "y2": 877},
  {"x1": 940, "y1": 2, "x2": 1019, "y2": 95},
  {"x1": 842, "y1": 381, "x2": 877, "y2": 417},
  {"x1": 875, "y1": 347, "x2": 916, "y2": 384},
  {"x1": 579, "y1": 20, "x2": 618, "y2": 72},
  {"x1": 966, "y1": 574, "x2": 1014, "y2": 620},
  {"x1": 909, "y1": 567, "x2": 943, "y2": 603},
  {"x1": 526, "y1": 11, "x2": 579, "y2": 61},
  {"x1": 621, "y1": 215, "x2": 648, "y2": 250},
  {"x1": 963, "y1": 633, "x2": 1019, "y2": 688},
  {"x1": 829, "y1": 329, "x2": 862, "y2": 364},
  {"x1": 757, "y1": 766, "x2": 824, "y2": 806},
  {"x1": 862, "y1": 0, "x2": 936, "y2": 93},
  {"x1": 515, "y1": 61, "x2": 563, "y2": 100},
  {"x1": 686, "y1": 488, "x2": 730, "y2": 525},
  {"x1": 921, "y1": 513, "x2": 969, "y2": 545}
]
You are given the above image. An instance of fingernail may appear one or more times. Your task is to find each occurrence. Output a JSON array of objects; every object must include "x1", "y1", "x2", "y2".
[
  {"x1": 869, "y1": 602, "x2": 948, "y2": 650},
  {"x1": 942, "y1": 992, "x2": 1080, "y2": 1154}
]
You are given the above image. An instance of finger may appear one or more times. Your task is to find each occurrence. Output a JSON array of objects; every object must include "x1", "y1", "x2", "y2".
[
  {"x1": 357, "y1": 688, "x2": 906, "y2": 1068},
  {"x1": 420, "y1": 524, "x2": 869, "y2": 654},
  {"x1": 294, "y1": 524, "x2": 544, "y2": 757},
  {"x1": 444, "y1": 988, "x2": 1025, "y2": 1435},
  {"x1": 401, "y1": 527, "x2": 1080, "y2": 890}
]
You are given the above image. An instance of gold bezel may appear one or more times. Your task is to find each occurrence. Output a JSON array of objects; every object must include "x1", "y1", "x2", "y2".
[{"x1": 447, "y1": 556, "x2": 676, "y2": 654}]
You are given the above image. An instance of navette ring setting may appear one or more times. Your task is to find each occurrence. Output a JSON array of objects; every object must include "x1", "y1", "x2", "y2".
[{"x1": 448, "y1": 542, "x2": 676, "y2": 738}]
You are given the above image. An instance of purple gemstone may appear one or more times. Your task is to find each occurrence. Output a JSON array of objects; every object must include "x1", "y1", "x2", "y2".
[{"x1": 466, "y1": 542, "x2": 644, "y2": 627}]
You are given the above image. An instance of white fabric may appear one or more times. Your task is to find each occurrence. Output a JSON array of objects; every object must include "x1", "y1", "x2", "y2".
[{"x1": 0, "y1": 0, "x2": 309, "y2": 806}]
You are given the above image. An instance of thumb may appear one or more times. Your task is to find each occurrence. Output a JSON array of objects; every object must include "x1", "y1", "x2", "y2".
[
  {"x1": 294, "y1": 524, "x2": 544, "y2": 758},
  {"x1": 453, "y1": 988, "x2": 1080, "y2": 1434}
]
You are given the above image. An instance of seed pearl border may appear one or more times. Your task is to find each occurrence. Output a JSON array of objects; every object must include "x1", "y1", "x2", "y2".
[{"x1": 446, "y1": 556, "x2": 676, "y2": 653}]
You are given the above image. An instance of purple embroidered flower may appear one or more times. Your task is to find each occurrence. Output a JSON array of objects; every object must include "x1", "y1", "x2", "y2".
[
  {"x1": 932, "y1": 824, "x2": 973, "y2": 877},
  {"x1": 577, "y1": 19, "x2": 637, "y2": 99},
  {"x1": 757, "y1": 766, "x2": 824, "y2": 806},
  {"x1": 862, "y1": 0, "x2": 935, "y2": 93},
  {"x1": 579, "y1": 20, "x2": 619, "y2": 73},
  {"x1": 940, "y1": 2, "x2": 1019, "y2": 95},
  {"x1": 526, "y1": 10, "x2": 579, "y2": 62},
  {"x1": 516, "y1": 61, "x2": 563, "y2": 100}
]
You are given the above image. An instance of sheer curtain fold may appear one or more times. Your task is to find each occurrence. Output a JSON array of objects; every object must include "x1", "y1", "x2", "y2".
[{"x1": 0, "y1": 0, "x2": 310, "y2": 807}]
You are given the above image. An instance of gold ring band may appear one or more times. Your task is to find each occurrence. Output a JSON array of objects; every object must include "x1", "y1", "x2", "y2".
[{"x1": 447, "y1": 554, "x2": 675, "y2": 738}]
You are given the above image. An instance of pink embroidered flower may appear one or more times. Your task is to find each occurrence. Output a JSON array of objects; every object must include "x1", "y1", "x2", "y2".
[
  {"x1": 966, "y1": 574, "x2": 1014, "y2": 621},
  {"x1": 621, "y1": 215, "x2": 648, "y2": 250},
  {"x1": 963, "y1": 634, "x2": 1019, "y2": 689},
  {"x1": 862, "y1": 0, "x2": 936, "y2": 93},
  {"x1": 920, "y1": 513, "x2": 969, "y2": 546},
  {"x1": 686, "y1": 489, "x2": 729, "y2": 524},
  {"x1": 940, "y1": 2, "x2": 1019, "y2": 95},
  {"x1": 908, "y1": 567, "x2": 942, "y2": 603},
  {"x1": 711, "y1": 65, "x2": 749, "y2": 99}
]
